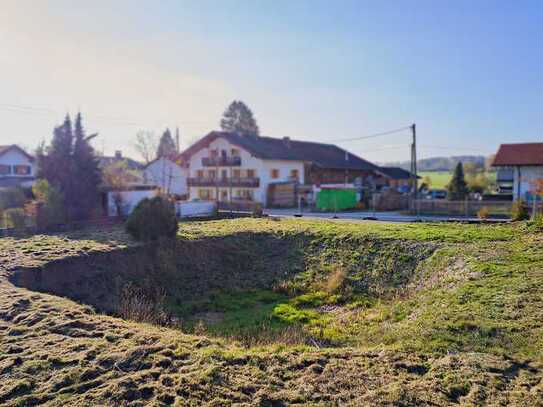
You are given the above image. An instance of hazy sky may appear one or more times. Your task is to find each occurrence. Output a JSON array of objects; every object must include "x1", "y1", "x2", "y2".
[{"x1": 1, "y1": 1, "x2": 542, "y2": 163}]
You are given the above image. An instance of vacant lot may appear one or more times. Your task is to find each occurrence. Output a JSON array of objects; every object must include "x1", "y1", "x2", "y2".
[{"x1": 1, "y1": 219, "x2": 542, "y2": 406}]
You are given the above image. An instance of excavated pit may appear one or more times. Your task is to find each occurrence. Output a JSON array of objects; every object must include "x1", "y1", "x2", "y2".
[{"x1": 9, "y1": 232, "x2": 438, "y2": 342}]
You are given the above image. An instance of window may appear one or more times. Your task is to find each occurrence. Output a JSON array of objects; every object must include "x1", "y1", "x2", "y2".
[
  {"x1": 270, "y1": 169, "x2": 279, "y2": 179},
  {"x1": 233, "y1": 169, "x2": 241, "y2": 178},
  {"x1": 198, "y1": 189, "x2": 212, "y2": 199},
  {"x1": 196, "y1": 170, "x2": 204, "y2": 178},
  {"x1": 247, "y1": 169, "x2": 255, "y2": 178},
  {"x1": 221, "y1": 169, "x2": 228, "y2": 179},
  {"x1": 14, "y1": 165, "x2": 31, "y2": 175},
  {"x1": 231, "y1": 148, "x2": 240, "y2": 157},
  {"x1": 0, "y1": 164, "x2": 10, "y2": 175},
  {"x1": 210, "y1": 149, "x2": 218, "y2": 158},
  {"x1": 220, "y1": 190, "x2": 228, "y2": 200},
  {"x1": 242, "y1": 190, "x2": 254, "y2": 200},
  {"x1": 208, "y1": 169, "x2": 217, "y2": 179},
  {"x1": 290, "y1": 169, "x2": 299, "y2": 179}
]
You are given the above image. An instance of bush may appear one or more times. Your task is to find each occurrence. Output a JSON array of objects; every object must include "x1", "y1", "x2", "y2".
[
  {"x1": 3, "y1": 208, "x2": 26, "y2": 229},
  {"x1": 32, "y1": 179, "x2": 65, "y2": 229},
  {"x1": 126, "y1": 196, "x2": 178, "y2": 241},
  {"x1": 477, "y1": 206, "x2": 490, "y2": 220},
  {"x1": 0, "y1": 187, "x2": 26, "y2": 211},
  {"x1": 511, "y1": 199, "x2": 529, "y2": 221}
]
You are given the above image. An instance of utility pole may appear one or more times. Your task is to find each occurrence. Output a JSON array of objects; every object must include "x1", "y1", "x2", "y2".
[{"x1": 410, "y1": 123, "x2": 418, "y2": 215}]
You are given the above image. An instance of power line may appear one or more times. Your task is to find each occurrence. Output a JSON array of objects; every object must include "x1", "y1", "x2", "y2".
[
  {"x1": 332, "y1": 125, "x2": 412, "y2": 143},
  {"x1": 0, "y1": 102, "x2": 210, "y2": 128}
]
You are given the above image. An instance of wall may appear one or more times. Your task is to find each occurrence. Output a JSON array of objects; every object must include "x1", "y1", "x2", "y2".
[
  {"x1": 514, "y1": 166, "x2": 543, "y2": 201},
  {"x1": 188, "y1": 137, "x2": 304, "y2": 205},
  {"x1": 107, "y1": 189, "x2": 157, "y2": 217},
  {"x1": 144, "y1": 157, "x2": 188, "y2": 196}
]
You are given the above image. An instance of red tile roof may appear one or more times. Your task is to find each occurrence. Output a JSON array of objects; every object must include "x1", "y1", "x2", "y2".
[{"x1": 493, "y1": 143, "x2": 543, "y2": 166}]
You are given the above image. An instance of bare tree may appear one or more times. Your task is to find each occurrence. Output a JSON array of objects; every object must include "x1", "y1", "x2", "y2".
[{"x1": 134, "y1": 131, "x2": 158, "y2": 164}]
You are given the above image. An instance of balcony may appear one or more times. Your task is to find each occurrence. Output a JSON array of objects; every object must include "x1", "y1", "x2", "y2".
[
  {"x1": 188, "y1": 177, "x2": 260, "y2": 188},
  {"x1": 201, "y1": 156, "x2": 241, "y2": 167}
]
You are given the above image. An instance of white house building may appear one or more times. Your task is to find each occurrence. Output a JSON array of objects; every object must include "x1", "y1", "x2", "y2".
[
  {"x1": 0, "y1": 145, "x2": 35, "y2": 189},
  {"x1": 181, "y1": 131, "x2": 380, "y2": 208},
  {"x1": 143, "y1": 156, "x2": 188, "y2": 197},
  {"x1": 493, "y1": 143, "x2": 543, "y2": 201}
]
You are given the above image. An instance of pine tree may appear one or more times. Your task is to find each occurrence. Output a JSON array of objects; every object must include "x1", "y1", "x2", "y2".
[
  {"x1": 72, "y1": 112, "x2": 101, "y2": 220},
  {"x1": 156, "y1": 128, "x2": 177, "y2": 158},
  {"x1": 447, "y1": 162, "x2": 468, "y2": 201},
  {"x1": 37, "y1": 115, "x2": 74, "y2": 195},
  {"x1": 220, "y1": 100, "x2": 260, "y2": 136},
  {"x1": 37, "y1": 113, "x2": 101, "y2": 221}
]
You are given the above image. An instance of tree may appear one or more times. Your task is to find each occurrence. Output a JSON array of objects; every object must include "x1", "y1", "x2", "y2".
[
  {"x1": 32, "y1": 179, "x2": 65, "y2": 228},
  {"x1": 134, "y1": 131, "x2": 158, "y2": 164},
  {"x1": 102, "y1": 160, "x2": 139, "y2": 217},
  {"x1": 72, "y1": 113, "x2": 101, "y2": 220},
  {"x1": 156, "y1": 128, "x2": 177, "y2": 158},
  {"x1": 447, "y1": 162, "x2": 468, "y2": 200},
  {"x1": 467, "y1": 173, "x2": 490, "y2": 194},
  {"x1": 37, "y1": 113, "x2": 101, "y2": 221},
  {"x1": 220, "y1": 100, "x2": 260, "y2": 136}
]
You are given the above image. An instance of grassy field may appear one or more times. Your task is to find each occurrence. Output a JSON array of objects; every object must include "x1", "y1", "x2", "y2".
[
  {"x1": 419, "y1": 170, "x2": 497, "y2": 190},
  {"x1": 1, "y1": 219, "x2": 542, "y2": 405},
  {"x1": 418, "y1": 171, "x2": 452, "y2": 189}
]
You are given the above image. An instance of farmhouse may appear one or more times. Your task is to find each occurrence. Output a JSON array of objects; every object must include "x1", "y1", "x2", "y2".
[
  {"x1": 181, "y1": 131, "x2": 380, "y2": 207},
  {"x1": 493, "y1": 142, "x2": 543, "y2": 201},
  {"x1": 0, "y1": 145, "x2": 35, "y2": 189}
]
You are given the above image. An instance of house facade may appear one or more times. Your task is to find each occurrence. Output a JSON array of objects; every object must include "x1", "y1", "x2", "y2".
[
  {"x1": 493, "y1": 143, "x2": 543, "y2": 201},
  {"x1": 143, "y1": 156, "x2": 188, "y2": 197},
  {"x1": 0, "y1": 145, "x2": 35, "y2": 189},
  {"x1": 181, "y1": 131, "x2": 380, "y2": 207}
]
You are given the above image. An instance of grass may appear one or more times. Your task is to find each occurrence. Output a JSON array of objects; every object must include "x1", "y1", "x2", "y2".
[
  {"x1": 419, "y1": 170, "x2": 497, "y2": 190},
  {"x1": 1, "y1": 218, "x2": 542, "y2": 405}
]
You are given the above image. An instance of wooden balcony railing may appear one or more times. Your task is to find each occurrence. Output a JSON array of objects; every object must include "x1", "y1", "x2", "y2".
[
  {"x1": 201, "y1": 156, "x2": 241, "y2": 167},
  {"x1": 188, "y1": 177, "x2": 260, "y2": 188}
]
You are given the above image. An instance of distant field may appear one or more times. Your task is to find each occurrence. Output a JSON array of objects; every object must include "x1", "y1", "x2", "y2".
[
  {"x1": 418, "y1": 171, "x2": 451, "y2": 189},
  {"x1": 419, "y1": 170, "x2": 497, "y2": 190}
]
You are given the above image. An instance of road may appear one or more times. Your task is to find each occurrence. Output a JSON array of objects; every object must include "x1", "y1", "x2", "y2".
[{"x1": 263, "y1": 208, "x2": 509, "y2": 223}]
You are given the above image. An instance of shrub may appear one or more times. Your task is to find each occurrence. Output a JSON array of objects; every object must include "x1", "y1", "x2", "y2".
[
  {"x1": 4, "y1": 208, "x2": 26, "y2": 229},
  {"x1": 32, "y1": 179, "x2": 65, "y2": 229},
  {"x1": 125, "y1": 196, "x2": 178, "y2": 241},
  {"x1": 511, "y1": 200, "x2": 529, "y2": 221},
  {"x1": 0, "y1": 187, "x2": 26, "y2": 211},
  {"x1": 477, "y1": 206, "x2": 490, "y2": 220}
]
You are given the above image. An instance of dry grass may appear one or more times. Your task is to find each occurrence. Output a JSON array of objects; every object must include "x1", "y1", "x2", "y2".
[{"x1": 0, "y1": 220, "x2": 542, "y2": 405}]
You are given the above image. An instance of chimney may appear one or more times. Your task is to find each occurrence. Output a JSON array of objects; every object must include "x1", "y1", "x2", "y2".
[
  {"x1": 283, "y1": 136, "x2": 291, "y2": 148},
  {"x1": 115, "y1": 150, "x2": 122, "y2": 159}
]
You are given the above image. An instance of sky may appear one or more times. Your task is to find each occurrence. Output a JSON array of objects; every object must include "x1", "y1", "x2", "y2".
[{"x1": 1, "y1": 0, "x2": 542, "y2": 163}]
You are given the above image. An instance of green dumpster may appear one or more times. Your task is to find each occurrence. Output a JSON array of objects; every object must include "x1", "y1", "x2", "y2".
[{"x1": 316, "y1": 189, "x2": 357, "y2": 211}]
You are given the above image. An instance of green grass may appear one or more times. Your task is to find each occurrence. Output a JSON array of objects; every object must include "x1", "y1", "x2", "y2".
[
  {"x1": 1, "y1": 219, "x2": 543, "y2": 405},
  {"x1": 419, "y1": 171, "x2": 452, "y2": 189},
  {"x1": 419, "y1": 170, "x2": 497, "y2": 190}
]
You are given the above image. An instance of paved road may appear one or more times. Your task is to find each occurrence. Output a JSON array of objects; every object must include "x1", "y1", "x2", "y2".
[{"x1": 263, "y1": 208, "x2": 509, "y2": 223}]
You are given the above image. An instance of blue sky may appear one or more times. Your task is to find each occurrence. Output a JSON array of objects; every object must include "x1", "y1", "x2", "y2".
[{"x1": 1, "y1": 1, "x2": 542, "y2": 162}]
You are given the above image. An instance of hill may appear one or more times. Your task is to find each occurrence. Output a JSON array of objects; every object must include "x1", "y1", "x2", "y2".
[
  {"x1": 0, "y1": 219, "x2": 542, "y2": 405},
  {"x1": 384, "y1": 155, "x2": 486, "y2": 172}
]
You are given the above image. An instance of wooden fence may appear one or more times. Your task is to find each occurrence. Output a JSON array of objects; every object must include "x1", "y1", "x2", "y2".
[{"x1": 411, "y1": 200, "x2": 514, "y2": 217}]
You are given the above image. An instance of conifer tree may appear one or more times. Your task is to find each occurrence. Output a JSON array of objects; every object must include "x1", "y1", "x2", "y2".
[
  {"x1": 447, "y1": 162, "x2": 468, "y2": 201},
  {"x1": 156, "y1": 128, "x2": 177, "y2": 158},
  {"x1": 220, "y1": 100, "x2": 260, "y2": 136}
]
